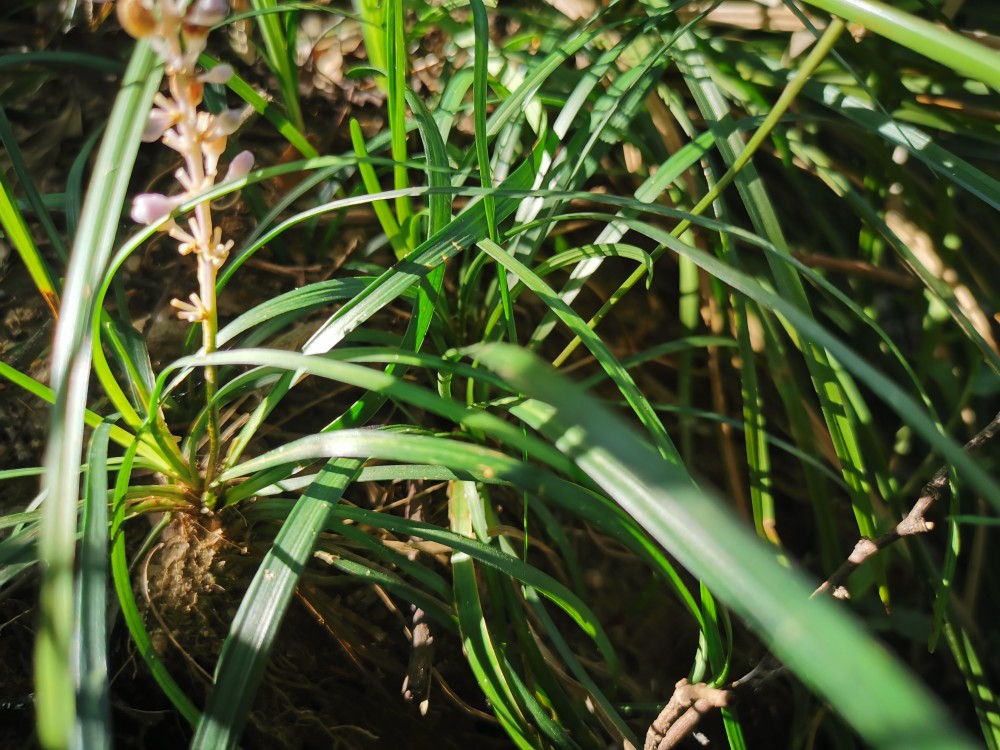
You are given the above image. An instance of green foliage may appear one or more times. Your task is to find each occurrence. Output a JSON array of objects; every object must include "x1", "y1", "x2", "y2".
[{"x1": 2, "y1": 1, "x2": 1000, "y2": 748}]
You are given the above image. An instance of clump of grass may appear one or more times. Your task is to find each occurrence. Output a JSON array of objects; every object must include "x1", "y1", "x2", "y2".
[{"x1": 1, "y1": 0, "x2": 999, "y2": 748}]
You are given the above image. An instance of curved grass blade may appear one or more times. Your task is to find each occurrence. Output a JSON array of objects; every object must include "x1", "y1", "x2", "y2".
[
  {"x1": 803, "y1": 0, "x2": 1000, "y2": 91},
  {"x1": 192, "y1": 458, "x2": 363, "y2": 750},
  {"x1": 0, "y1": 522, "x2": 40, "y2": 587},
  {"x1": 190, "y1": 346, "x2": 702, "y2": 627},
  {"x1": 477, "y1": 237, "x2": 678, "y2": 462},
  {"x1": 313, "y1": 551, "x2": 456, "y2": 633},
  {"x1": 545, "y1": 206, "x2": 1000, "y2": 511},
  {"x1": 473, "y1": 343, "x2": 978, "y2": 750},
  {"x1": 449, "y1": 480, "x2": 539, "y2": 748},
  {"x1": 327, "y1": 502, "x2": 617, "y2": 665},
  {"x1": 36, "y1": 42, "x2": 161, "y2": 750},
  {"x1": 349, "y1": 119, "x2": 407, "y2": 256},
  {"x1": 405, "y1": 89, "x2": 452, "y2": 234},
  {"x1": 353, "y1": 0, "x2": 385, "y2": 80},
  {"x1": 667, "y1": 218, "x2": 1000, "y2": 506},
  {"x1": 99, "y1": 311, "x2": 155, "y2": 417},
  {"x1": 216, "y1": 277, "x2": 374, "y2": 346},
  {"x1": 248, "y1": 0, "x2": 304, "y2": 131},
  {"x1": 155, "y1": 348, "x2": 582, "y2": 503},
  {"x1": 673, "y1": 27, "x2": 885, "y2": 595},
  {"x1": 0, "y1": 161, "x2": 59, "y2": 317},
  {"x1": 0, "y1": 358, "x2": 168, "y2": 471},
  {"x1": 470, "y1": 0, "x2": 496, "y2": 242},
  {"x1": 200, "y1": 54, "x2": 315, "y2": 158},
  {"x1": 222, "y1": 149, "x2": 544, "y2": 470},
  {"x1": 108, "y1": 440, "x2": 200, "y2": 727},
  {"x1": 788, "y1": 137, "x2": 1000, "y2": 375},
  {"x1": 0, "y1": 102, "x2": 67, "y2": 264},
  {"x1": 65, "y1": 124, "x2": 105, "y2": 240},
  {"x1": 804, "y1": 80, "x2": 1000, "y2": 214}
]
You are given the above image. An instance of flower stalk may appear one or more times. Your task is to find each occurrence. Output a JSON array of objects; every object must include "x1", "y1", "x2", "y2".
[{"x1": 120, "y1": 0, "x2": 254, "y2": 509}]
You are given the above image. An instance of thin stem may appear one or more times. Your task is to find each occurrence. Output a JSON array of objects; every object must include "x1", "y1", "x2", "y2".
[
  {"x1": 197, "y1": 254, "x2": 221, "y2": 494},
  {"x1": 813, "y1": 410, "x2": 1000, "y2": 599},
  {"x1": 170, "y1": 68, "x2": 222, "y2": 500}
]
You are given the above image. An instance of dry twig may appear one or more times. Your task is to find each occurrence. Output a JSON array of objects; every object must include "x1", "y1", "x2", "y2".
[
  {"x1": 813, "y1": 410, "x2": 1000, "y2": 600},
  {"x1": 644, "y1": 679, "x2": 731, "y2": 750}
]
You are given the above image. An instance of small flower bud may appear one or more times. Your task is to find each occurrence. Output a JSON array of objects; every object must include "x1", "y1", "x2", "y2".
[
  {"x1": 171, "y1": 293, "x2": 207, "y2": 323},
  {"x1": 203, "y1": 136, "x2": 228, "y2": 177},
  {"x1": 116, "y1": 0, "x2": 156, "y2": 39},
  {"x1": 142, "y1": 108, "x2": 175, "y2": 143},
  {"x1": 223, "y1": 150, "x2": 254, "y2": 181},
  {"x1": 186, "y1": 79, "x2": 205, "y2": 108},
  {"x1": 130, "y1": 192, "x2": 183, "y2": 225},
  {"x1": 199, "y1": 64, "x2": 234, "y2": 85},
  {"x1": 185, "y1": 0, "x2": 229, "y2": 27},
  {"x1": 211, "y1": 107, "x2": 245, "y2": 138}
]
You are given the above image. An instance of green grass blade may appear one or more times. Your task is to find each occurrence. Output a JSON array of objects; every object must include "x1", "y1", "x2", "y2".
[
  {"x1": 65, "y1": 124, "x2": 105, "y2": 240},
  {"x1": 109, "y1": 440, "x2": 200, "y2": 727},
  {"x1": 99, "y1": 311, "x2": 155, "y2": 417},
  {"x1": 248, "y1": 0, "x2": 304, "y2": 131},
  {"x1": 405, "y1": 89, "x2": 452, "y2": 235},
  {"x1": 473, "y1": 343, "x2": 977, "y2": 750},
  {"x1": 216, "y1": 277, "x2": 375, "y2": 345},
  {"x1": 0, "y1": 50, "x2": 121, "y2": 74},
  {"x1": 0, "y1": 359, "x2": 169, "y2": 473},
  {"x1": 470, "y1": 0, "x2": 496, "y2": 242},
  {"x1": 300, "y1": 149, "x2": 542, "y2": 358},
  {"x1": 192, "y1": 458, "x2": 363, "y2": 749},
  {"x1": 200, "y1": 54, "x2": 316, "y2": 158},
  {"x1": 803, "y1": 0, "x2": 1000, "y2": 91},
  {"x1": 353, "y1": 0, "x2": 385, "y2": 82},
  {"x1": 0, "y1": 102, "x2": 67, "y2": 263},
  {"x1": 326, "y1": 503, "x2": 616, "y2": 663},
  {"x1": 477, "y1": 237, "x2": 678, "y2": 462},
  {"x1": 449, "y1": 480, "x2": 537, "y2": 747},
  {"x1": 0, "y1": 157, "x2": 59, "y2": 316},
  {"x1": 805, "y1": 80, "x2": 1000, "y2": 214},
  {"x1": 158, "y1": 348, "x2": 579, "y2": 495},
  {"x1": 568, "y1": 208, "x2": 1000, "y2": 509},
  {"x1": 385, "y1": 0, "x2": 411, "y2": 224},
  {"x1": 35, "y1": 42, "x2": 161, "y2": 750},
  {"x1": 674, "y1": 27, "x2": 883, "y2": 583},
  {"x1": 74, "y1": 421, "x2": 114, "y2": 750},
  {"x1": 349, "y1": 119, "x2": 407, "y2": 256}
]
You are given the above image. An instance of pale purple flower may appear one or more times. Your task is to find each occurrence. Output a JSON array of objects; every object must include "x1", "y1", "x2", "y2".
[
  {"x1": 143, "y1": 107, "x2": 177, "y2": 142},
  {"x1": 185, "y1": 0, "x2": 230, "y2": 28},
  {"x1": 198, "y1": 64, "x2": 234, "y2": 85},
  {"x1": 203, "y1": 136, "x2": 228, "y2": 178},
  {"x1": 212, "y1": 107, "x2": 246, "y2": 138},
  {"x1": 223, "y1": 150, "x2": 255, "y2": 182},
  {"x1": 130, "y1": 192, "x2": 184, "y2": 225}
]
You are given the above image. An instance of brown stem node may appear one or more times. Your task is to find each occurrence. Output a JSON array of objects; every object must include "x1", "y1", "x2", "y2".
[{"x1": 645, "y1": 679, "x2": 731, "y2": 750}]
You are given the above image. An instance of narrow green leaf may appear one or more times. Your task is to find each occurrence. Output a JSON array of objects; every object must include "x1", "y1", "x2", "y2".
[
  {"x1": 385, "y1": 0, "x2": 411, "y2": 223},
  {"x1": 0, "y1": 102, "x2": 67, "y2": 263},
  {"x1": 109, "y1": 441, "x2": 200, "y2": 726},
  {"x1": 36, "y1": 43, "x2": 161, "y2": 750},
  {"x1": 248, "y1": 0, "x2": 304, "y2": 130},
  {"x1": 473, "y1": 343, "x2": 977, "y2": 750},
  {"x1": 0, "y1": 158, "x2": 59, "y2": 316},
  {"x1": 74, "y1": 421, "x2": 114, "y2": 750},
  {"x1": 192, "y1": 458, "x2": 364, "y2": 750},
  {"x1": 803, "y1": 0, "x2": 1000, "y2": 91}
]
